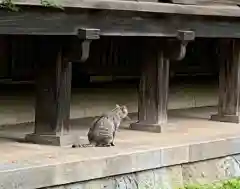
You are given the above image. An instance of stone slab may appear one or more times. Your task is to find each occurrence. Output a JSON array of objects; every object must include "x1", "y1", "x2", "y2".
[
  {"x1": 0, "y1": 107, "x2": 239, "y2": 189},
  {"x1": 1, "y1": 136, "x2": 240, "y2": 188}
]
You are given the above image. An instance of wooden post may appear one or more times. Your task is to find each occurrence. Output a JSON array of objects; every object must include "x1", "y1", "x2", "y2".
[
  {"x1": 25, "y1": 36, "x2": 77, "y2": 146},
  {"x1": 211, "y1": 39, "x2": 240, "y2": 123},
  {"x1": 130, "y1": 31, "x2": 194, "y2": 133},
  {"x1": 130, "y1": 39, "x2": 169, "y2": 132}
]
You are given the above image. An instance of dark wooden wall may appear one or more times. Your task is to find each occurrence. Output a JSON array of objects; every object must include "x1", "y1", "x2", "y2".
[
  {"x1": 0, "y1": 36, "x2": 219, "y2": 82},
  {"x1": 0, "y1": 36, "x2": 36, "y2": 81},
  {"x1": 0, "y1": 36, "x2": 10, "y2": 78},
  {"x1": 73, "y1": 37, "x2": 142, "y2": 76},
  {"x1": 10, "y1": 36, "x2": 36, "y2": 80},
  {"x1": 171, "y1": 39, "x2": 218, "y2": 76}
]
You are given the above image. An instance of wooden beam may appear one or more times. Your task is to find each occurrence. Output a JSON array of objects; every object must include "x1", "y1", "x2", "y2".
[
  {"x1": 169, "y1": 0, "x2": 240, "y2": 6},
  {"x1": 9, "y1": 0, "x2": 240, "y2": 17},
  {"x1": 25, "y1": 36, "x2": 77, "y2": 146},
  {"x1": 0, "y1": 10, "x2": 239, "y2": 38},
  {"x1": 211, "y1": 39, "x2": 240, "y2": 123}
]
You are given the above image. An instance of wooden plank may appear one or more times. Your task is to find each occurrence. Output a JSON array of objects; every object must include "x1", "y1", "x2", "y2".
[
  {"x1": 170, "y1": 0, "x2": 240, "y2": 6},
  {"x1": 0, "y1": 36, "x2": 10, "y2": 78},
  {"x1": 25, "y1": 36, "x2": 76, "y2": 146},
  {"x1": 130, "y1": 39, "x2": 169, "y2": 133},
  {"x1": 211, "y1": 39, "x2": 240, "y2": 123},
  {"x1": 0, "y1": 10, "x2": 240, "y2": 38},
  {"x1": 138, "y1": 0, "x2": 159, "y2": 2},
  {"x1": 10, "y1": 0, "x2": 240, "y2": 17}
]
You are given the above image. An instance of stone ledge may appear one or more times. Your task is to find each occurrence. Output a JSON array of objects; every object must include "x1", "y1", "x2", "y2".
[
  {"x1": 1, "y1": 135, "x2": 240, "y2": 189},
  {"x1": 49, "y1": 155, "x2": 240, "y2": 189}
]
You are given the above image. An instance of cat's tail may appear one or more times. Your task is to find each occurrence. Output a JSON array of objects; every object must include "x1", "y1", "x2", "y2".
[{"x1": 72, "y1": 143, "x2": 95, "y2": 148}]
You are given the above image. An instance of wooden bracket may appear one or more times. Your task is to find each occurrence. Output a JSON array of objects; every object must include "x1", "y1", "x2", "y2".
[
  {"x1": 65, "y1": 28, "x2": 100, "y2": 62},
  {"x1": 165, "y1": 30, "x2": 195, "y2": 61},
  {"x1": 77, "y1": 28, "x2": 100, "y2": 62},
  {"x1": 65, "y1": 28, "x2": 101, "y2": 63}
]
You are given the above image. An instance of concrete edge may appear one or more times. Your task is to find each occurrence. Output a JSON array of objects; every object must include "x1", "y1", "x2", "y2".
[{"x1": 1, "y1": 135, "x2": 240, "y2": 189}]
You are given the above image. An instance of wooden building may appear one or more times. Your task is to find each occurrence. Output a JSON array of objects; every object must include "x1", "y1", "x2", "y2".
[{"x1": 0, "y1": 0, "x2": 239, "y2": 146}]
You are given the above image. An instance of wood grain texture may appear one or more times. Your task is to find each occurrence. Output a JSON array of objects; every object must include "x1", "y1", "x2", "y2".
[
  {"x1": 211, "y1": 39, "x2": 240, "y2": 123},
  {"x1": 170, "y1": 0, "x2": 240, "y2": 5},
  {"x1": 9, "y1": 0, "x2": 240, "y2": 17},
  {"x1": 137, "y1": 39, "x2": 169, "y2": 125},
  {"x1": 82, "y1": 37, "x2": 141, "y2": 75},
  {"x1": 34, "y1": 36, "x2": 72, "y2": 135},
  {"x1": 218, "y1": 39, "x2": 240, "y2": 115},
  {"x1": 10, "y1": 36, "x2": 36, "y2": 79},
  {"x1": 0, "y1": 36, "x2": 10, "y2": 78},
  {"x1": 0, "y1": 10, "x2": 239, "y2": 37}
]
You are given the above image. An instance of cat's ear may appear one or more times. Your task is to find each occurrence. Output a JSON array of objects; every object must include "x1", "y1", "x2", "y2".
[
  {"x1": 121, "y1": 105, "x2": 127, "y2": 110},
  {"x1": 116, "y1": 104, "x2": 120, "y2": 108}
]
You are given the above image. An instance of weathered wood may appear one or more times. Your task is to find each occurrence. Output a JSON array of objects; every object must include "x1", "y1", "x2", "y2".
[
  {"x1": 10, "y1": 36, "x2": 36, "y2": 80},
  {"x1": 130, "y1": 39, "x2": 169, "y2": 133},
  {"x1": 0, "y1": 10, "x2": 239, "y2": 38},
  {"x1": 170, "y1": 0, "x2": 240, "y2": 5},
  {"x1": 67, "y1": 28, "x2": 100, "y2": 62},
  {"x1": 138, "y1": 0, "x2": 159, "y2": 2},
  {"x1": 130, "y1": 33, "x2": 193, "y2": 132},
  {"x1": 25, "y1": 36, "x2": 77, "y2": 146},
  {"x1": 211, "y1": 39, "x2": 240, "y2": 123},
  {"x1": 164, "y1": 30, "x2": 195, "y2": 60},
  {"x1": 71, "y1": 37, "x2": 142, "y2": 81},
  {"x1": 10, "y1": 0, "x2": 240, "y2": 17},
  {"x1": 0, "y1": 36, "x2": 10, "y2": 78}
]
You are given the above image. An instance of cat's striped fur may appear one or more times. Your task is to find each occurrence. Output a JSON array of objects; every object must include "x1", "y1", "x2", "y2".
[{"x1": 72, "y1": 104, "x2": 129, "y2": 148}]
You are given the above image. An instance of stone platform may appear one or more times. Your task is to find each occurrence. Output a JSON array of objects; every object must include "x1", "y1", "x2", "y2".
[{"x1": 1, "y1": 107, "x2": 240, "y2": 189}]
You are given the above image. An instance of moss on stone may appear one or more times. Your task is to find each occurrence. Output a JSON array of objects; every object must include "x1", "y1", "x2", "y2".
[{"x1": 183, "y1": 178, "x2": 240, "y2": 189}]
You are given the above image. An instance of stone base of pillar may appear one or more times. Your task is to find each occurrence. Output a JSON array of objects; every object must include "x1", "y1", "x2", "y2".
[
  {"x1": 210, "y1": 114, "x2": 240, "y2": 124},
  {"x1": 130, "y1": 122, "x2": 167, "y2": 133},
  {"x1": 25, "y1": 133, "x2": 78, "y2": 146}
]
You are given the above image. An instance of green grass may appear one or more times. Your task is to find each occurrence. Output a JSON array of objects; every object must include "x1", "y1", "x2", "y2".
[{"x1": 183, "y1": 179, "x2": 240, "y2": 189}]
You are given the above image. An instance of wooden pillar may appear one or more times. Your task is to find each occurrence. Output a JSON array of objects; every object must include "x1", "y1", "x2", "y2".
[
  {"x1": 211, "y1": 39, "x2": 240, "y2": 123},
  {"x1": 130, "y1": 39, "x2": 169, "y2": 132},
  {"x1": 130, "y1": 31, "x2": 195, "y2": 133},
  {"x1": 25, "y1": 36, "x2": 77, "y2": 146}
]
